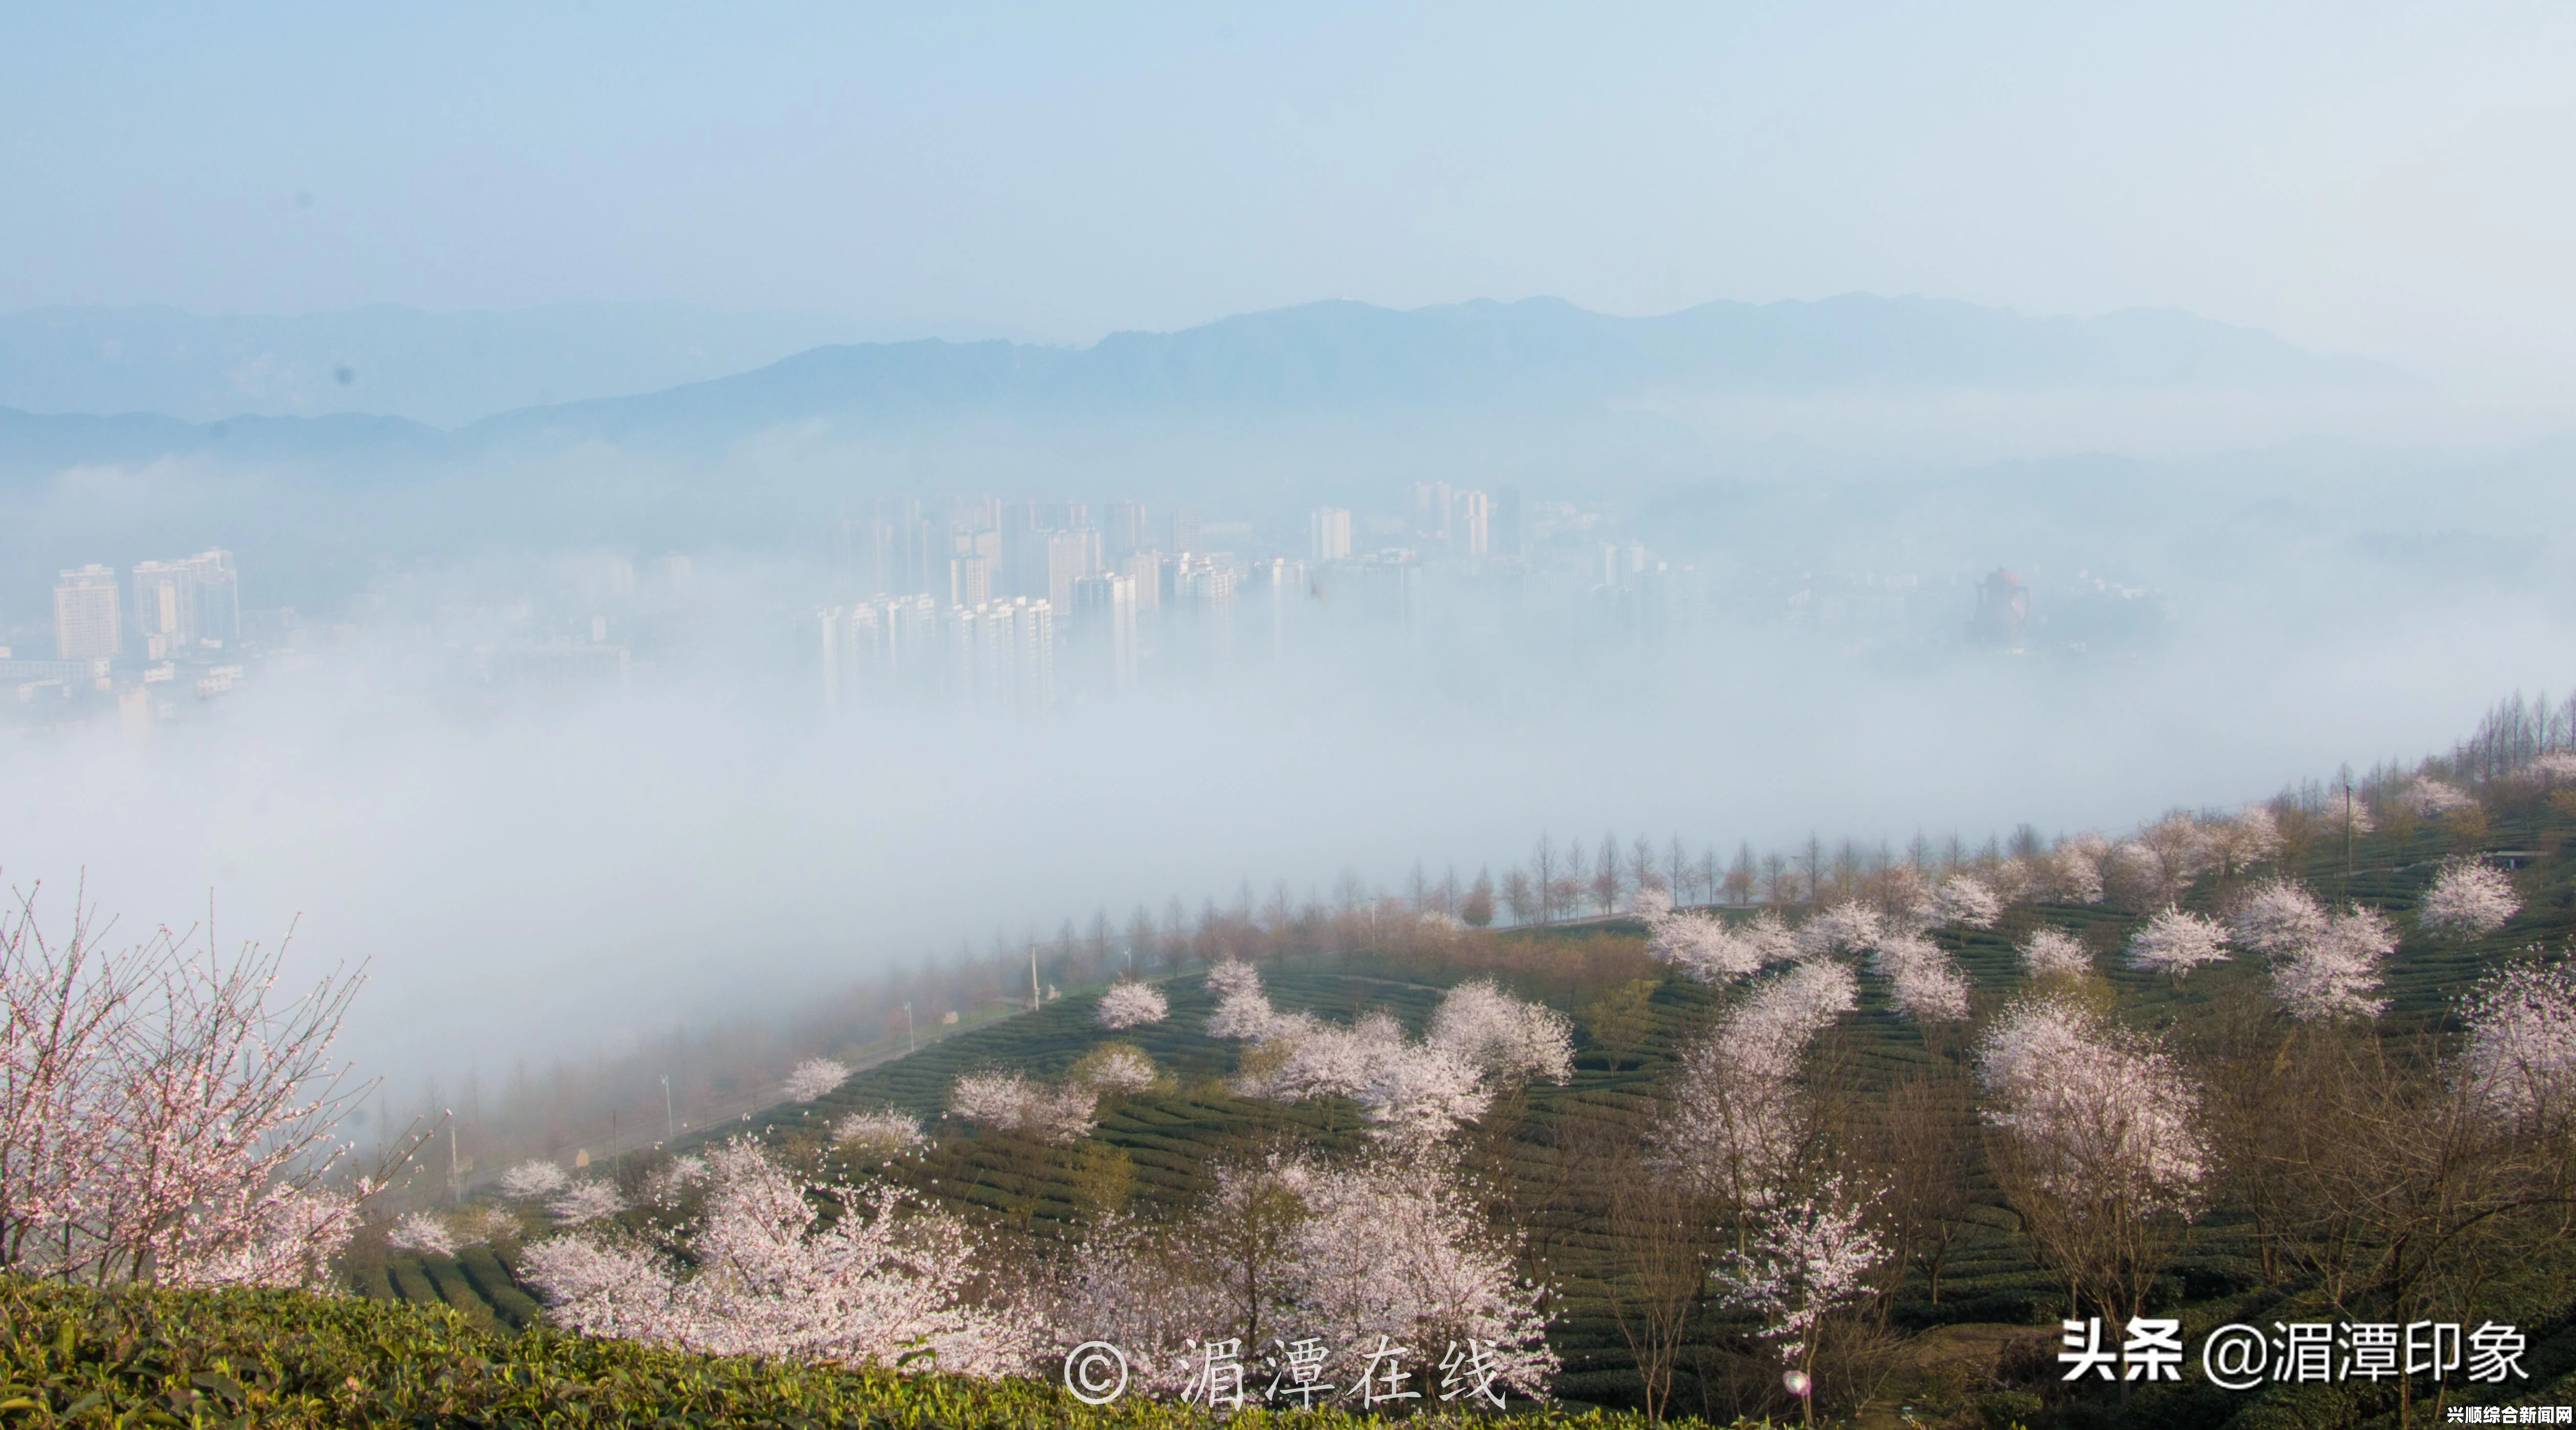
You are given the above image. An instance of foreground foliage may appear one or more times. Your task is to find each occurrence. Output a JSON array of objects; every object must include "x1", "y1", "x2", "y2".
[{"x1": 0, "y1": 1276, "x2": 1723, "y2": 1429}]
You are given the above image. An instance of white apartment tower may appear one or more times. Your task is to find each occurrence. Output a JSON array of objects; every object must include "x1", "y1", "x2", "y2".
[
  {"x1": 53, "y1": 566, "x2": 121, "y2": 661},
  {"x1": 1308, "y1": 506, "x2": 1352, "y2": 562}
]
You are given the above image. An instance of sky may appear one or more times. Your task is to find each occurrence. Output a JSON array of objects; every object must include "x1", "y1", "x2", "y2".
[{"x1": 4, "y1": 4, "x2": 2576, "y2": 369}]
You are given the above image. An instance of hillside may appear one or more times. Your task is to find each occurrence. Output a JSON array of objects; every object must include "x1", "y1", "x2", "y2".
[{"x1": 355, "y1": 780, "x2": 2576, "y2": 1427}]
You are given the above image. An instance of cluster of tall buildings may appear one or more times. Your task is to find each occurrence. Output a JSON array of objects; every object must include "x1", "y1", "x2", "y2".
[
  {"x1": 49, "y1": 550, "x2": 241, "y2": 662},
  {"x1": 820, "y1": 500, "x2": 1294, "y2": 711}
]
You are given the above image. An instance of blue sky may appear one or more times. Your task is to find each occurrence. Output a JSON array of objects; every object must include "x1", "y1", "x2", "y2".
[{"x1": 4, "y1": 3, "x2": 2572, "y2": 365}]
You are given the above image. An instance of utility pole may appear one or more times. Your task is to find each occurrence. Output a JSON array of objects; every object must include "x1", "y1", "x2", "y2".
[
  {"x1": 661, "y1": 1075, "x2": 674, "y2": 1144},
  {"x1": 1029, "y1": 941, "x2": 1041, "y2": 1011},
  {"x1": 448, "y1": 1123, "x2": 460, "y2": 1204},
  {"x1": 904, "y1": 1001, "x2": 916, "y2": 1054}
]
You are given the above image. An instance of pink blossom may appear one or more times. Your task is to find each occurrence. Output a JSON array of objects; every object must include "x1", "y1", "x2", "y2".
[
  {"x1": 498, "y1": 1159, "x2": 571, "y2": 1200},
  {"x1": 387, "y1": 1211, "x2": 459, "y2": 1257},
  {"x1": 1932, "y1": 876, "x2": 2003, "y2": 930},
  {"x1": 782, "y1": 1057, "x2": 852, "y2": 1104},
  {"x1": 834, "y1": 1109, "x2": 926, "y2": 1159},
  {"x1": 2125, "y1": 908, "x2": 2231, "y2": 979},
  {"x1": 1657, "y1": 961, "x2": 1859, "y2": 1210},
  {"x1": 1712, "y1": 1175, "x2": 1889, "y2": 1362},
  {"x1": 2018, "y1": 927, "x2": 2092, "y2": 980},
  {"x1": 1095, "y1": 981, "x2": 1169, "y2": 1030},
  {"x1": 1427, "y1": 979, "x2": 1575, "y2": 1084},
  {"x1": 1869, "y1": 932, "x2": 1971, "y2": 1022},
  {"x1": 947, "y1": 1071, "x2": 1096, "y2": 1144},
  {"x1": 1978, "y1": 997, "x2": 2205, "y2": 1217},
  {"x1": 2399, "y1": 777, "x2": 2476, "y2": 816},
  {"x1": 549, "y1": 1181, "x2": 627, "y2": 1225},
  {"x1": 1634, "y1": 888, "x2": 1764, "y2": 985},
  {"x1": 2419, "y1": 859, "x2": 2519, "y2": 939},
  {"x1": 2270, "y1": 904, "x2": 2394, "y2": 1021},
  {"x1": 1795, "y1": 902, "x2": 1884, "y2": 960},
  {"x1": 2048, "y1": 835, "x2": 2110, "y2": 904},
  {"x1": 2231, "y1": 879, "x2": 2328, "y2": 956},
  {"x1": 2455, "y1": 962, "x2": 2576, "y2": 1122},
  {"x1": 1073, "y1": 1044, "x2": 1161, "y2": 1096},
  {"x1": 523, "y1": 1140, "x2": 1044, "y2": 1375},
  {"x1": 1357, "y1": 1042, "x2": 1493, "y2": 1149}
]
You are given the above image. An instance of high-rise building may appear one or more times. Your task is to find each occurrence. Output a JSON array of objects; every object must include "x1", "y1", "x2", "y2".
[
  {"x1": 1043, "y1": 528, "x2": 1101, "y2": 612},
  {"x1": 820, "y1": 594, "x2": 939, "y2": 710},
  {"x1": 1409, "y1": 482, "x2": 1453, "y2": 541},
  {"x1": 947, "y1": 598, "x2": 1055, "y2": 710},
  {"x1": 1495, "y1": 484, "x2": 1525, "y2": 555},
  {"x1": 1450, "y1": 491, "x2": 1491, "y2": 556},
  {"x1": 948, "y1": 553, "x2": 992, "y2": 608},
  {"x1": 131, "y1": 559, "x2": 197, "y2": 656},
  {"x1": 1120, "y1": 550, "x2": 1162, "y2": 614},
  {"x1": 1073, "y1": 572, "x2": 1139, "y2": 691},
  {"x1": 1169, "y1": 508, "x2": 1201, "y2": 555},
  {"x1": 186, "y1": 550, "x2": 240, "y2": 649},
  {"x1": 1308, "y1": 507, "x2": 1352, "y2": 562},
  {"x1": 1101, "y1": 501, "x2": 1149, "y2": 560},
  {"x1": 834, "y1": 503, "x2": 939, "y2": 597},
  {"x1": 54, "y1": 566, "x2": 120, "y2": 661}
]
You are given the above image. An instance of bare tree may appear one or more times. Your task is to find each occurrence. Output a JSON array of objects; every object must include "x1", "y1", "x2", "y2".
[
  {"x1": 1605, "y1": 1140, "x2": 1708, "y2": 1423},
  {"x1": 1871, "y1": 1072, "x2": 1975, "y2": 1306}
]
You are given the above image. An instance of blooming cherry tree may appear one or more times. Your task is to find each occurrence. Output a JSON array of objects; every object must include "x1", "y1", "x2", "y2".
[
  {"x1": 522, "y1": 1140, "x2": 1044, "y2": 1375},
  {"x1": 2419, "y1": 859, "x2": 2520, "y2": 939},
  {"x1": 2124, "y1": 908, "x2": 2231, "y2": 981},
  {"x1": 2400, "y1": 777, "x2": 2477, "y2": 816},
  {"x1": 1071, "y1": 1043, "x2": 1162, "y2": 1096},
  {"x1": 549, "y1": 1181, "x2": 627, "y2": 1226},
  {"x1": 2018, "y1": 927, "x2": 2092, "y2": 981},
  {"x1": 2455, "y1": 962, "x2": 2576, "y2": 1123},
  {"x1": 833, "y1": 1108, "x2": 927, "y2": 1159},
  {"x1": 782, "y1": 1058, "x2": 851, "y2": 1104},
  {"x1": 1427, "y1": 979, "x2": 1576, "y2": 1085},
  {"x1": 2270, "y1": 904, "x2": 2394, "y2": 1021},
  {"x1": 2231, "y1": 879, "x2": 2328, "y2": 955},
  {"x1": 1632, "y1": 888, "x2": 1763, "y2": 985},
  {"x1": 1095, "y1": 981, "x2": 1169, "y2": 1030},
  {"x1": 1795, "y1": 903, "x2": 1884, "y2": 960},
  {"x1": 498, "y1": 1160, "x2": 570, "y2": 1200},
  {"x1": 1659, "y1": 961, "x2": 1859, "y2": 1214},
  {"x1": 1868, "y1": 932, "x2": 1971, "y2": 1022},
  {"x1": 947, "y1": 1071, "x2": 1096, "y2": 1144},
  {"x1": 1931, "y1": 876, "x2": 2003, "y2": 930},
  {"x1": 1977, "y1": 995, "x2": 2206, "y2": 1320},
  {"x1": 386, "y1": 1210, "x2": 459, "y2": 1257},
  {"x1": 1712, "y1": 1175, "x2": 1890, "y2": 1366}
]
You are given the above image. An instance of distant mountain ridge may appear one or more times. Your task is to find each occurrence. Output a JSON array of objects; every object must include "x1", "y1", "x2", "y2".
[
  {"x1": 0, "y1": 294, "x2": 2371, "y2": 464},
  {"x1": 469, "y1": 293, "x2": 2372, "y2": 445}
]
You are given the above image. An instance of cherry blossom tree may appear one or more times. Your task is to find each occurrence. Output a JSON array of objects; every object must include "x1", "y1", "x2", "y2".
[
  {"x1": 2400, "y1": 777, "x2": 2477, "y2": 816},
  {"x1": 497, "y1": 1159, "x2": 570, "y2": 1200},
  {"x1": 1426, "y1": 979, "x2": 1576, "y2": 1085},
  {"x1": 2121, "y1": 813, "x2": 2211, "y2": 906},
  {"x1": 522, "y1": 1139, "x2": 1044, "y2": 1375},
  {"x1": 0, "y1": 884, "x2": 379, "y2": 1289},
  {"x1": 2419, "y1": 859, "x2": 2520, "y2": 939},
  {"x1": 386, "y1": 1210, "x2": 459, "y2": 1257},
  {"x1": 1712, "y1": 1175, "x2": 1890, "y2": 1395},
  {"x1": 2202, "y1": 806, "x2": 2284, "y2": 879},
  {"x1": 833, "y1": 1108, "x2": 927, "y2": 1160},
  {"x1": 1094, "y1": 980, "x2": 1169, "y2": 1030},
  {"x1": 1055, "y1": 1148, "x2": 1556, "y2": 1403},
  {"x1": 782, "y1": 1057, "x2": 851, "y2": 1104},
  {"x1": 1356, "y1": 1041, "x2": 1493, "y2": 1149},
  {"x1": 1794, "y1": 903, "x2": 1883, "y2": 960},
  {"x1": 2123, "y1": 908, "x2": 2231, "y2": 982},
  {"x1": 2231, "y1": 879, "x2": 2328, "y2": 956},
  {"x1": 947, "y1": 1071, "x2": 1096, "y2": 1144},
  {"x1": 1070, "y1": 1043, "x2": 1161, "y2": 1096},
  {"x1": 1930, "y1": 876, "x2": 2002, "y2": 930},
  {"x1": 1658, "y1": 961, "x2": 1859, "y2": 1220},
  {"x1": 1978, "y1": 995, "x2": 2206, "y2": 1321},
  {"x1": 2454, "y1": 962, "x2": 2576, "y2": 1124},
  {"x1": 2017, "y1": 927, "x2": 2092, "y2": 981},
  {"x1": 2047, "y1": 834, "x2": 2110, "y2": 904},
  {"x1": 1632, "y1": 888, "x2": 1763, "y2": 985},
  {"x1": 1868, "y1": 933, "x2": 1970, "y2": 1023},
  {"x1": 549, "y1": 1181, "x2": 626, "y2": 1225},
  {"x1": 1217, "y1": 979, "x2": 1569, "y2": 1146},
  {"x1": 2271, "y1": 904, "x2": 2395, "y2": 1022}
]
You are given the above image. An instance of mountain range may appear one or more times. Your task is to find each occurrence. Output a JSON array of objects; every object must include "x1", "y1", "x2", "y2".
[{"x1": 0, "y1": 294, "x2": 2375, "y2": 467}]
